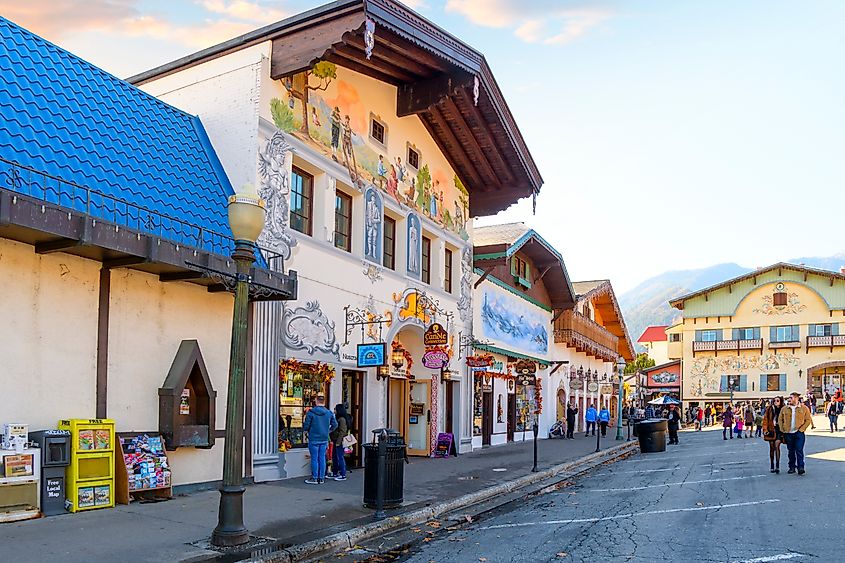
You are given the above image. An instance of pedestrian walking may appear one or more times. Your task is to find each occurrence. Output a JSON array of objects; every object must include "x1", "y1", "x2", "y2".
[
  {"x1": 566, "y1": 404, "x2": 578, "y2": 438},
  {"x1": 585, "y1": 404, "x2": 598, "y2": 436},
  {"x1": 302, "y1": 394, "x2": 338, "y2": 484},
  {"x1": 666, "y1": 403, "x2": 681, "y2": 444},
  {"x1": 598, "y1": 406, "x2": 611, "y2": 436},
  {"x1": 744, "y1": 405, "x2": 755, "y2": 438},
  {"x1": 778, "y1": 392, "x2": 812, "y2": 475},
  {"x1": 696, "y1": 405, "x2": 704, "y2": 431},
  {"x1": 722, "y1": 405, "x2": 735, "y2": 440},
  {"x1": 645, "y1": 404, "x2": 655, "y2": 419},
  {"x1": 754, "y1": 411, "x2": 763, "y2": 438},
  {"x1": 710, "y1": 405, "x2": 717, "y2": 426},
  {"x1": 762, "y1": 397, "x2": 783, "y2": 473},
  {"x1": 826, "y1": 400, "x2": 839, "y2": 433},
  {"x1": 329, "y1": 403, "x2": 350, "y2": 481},
  {"x1": 734, "y1": 415, "x2": 744, "y2": 439}
]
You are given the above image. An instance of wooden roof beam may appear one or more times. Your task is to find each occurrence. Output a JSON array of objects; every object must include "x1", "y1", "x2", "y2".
[
  {"x1": 424, "y1": 105, "x2": 485, "y2": 189},
  {"x1": 328, "y1": 44, "x2": 417, "y2": 82},
  {"x1": 270, "y1": 10, "x2": 366, "y2": 79},
  {"x1": 456, "y1": 88, "x2": 515, "y2": 183},
  {"x1": 342, "y1": 32, "x2": 435, "y2": 77},
  {"x1": 371, "y1": 30, "x2": 450, "y2": 73},
  {"x1": 323, "y1": 52, "x2": 402, "y2": 85},
  {"x1": 440, "y1": 96, "x2": 499, "y2": 185},
  {"x1": 397, "y1": 72, "x2": 475, "y2": 117}
]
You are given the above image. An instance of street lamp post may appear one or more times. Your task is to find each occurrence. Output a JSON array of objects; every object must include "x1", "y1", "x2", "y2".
[
  {"x1": 729, "y1": 376, "x2": 736, "y2": 407},
  {"x1": 211, "y1": 192, "x2": 266, "y2": 547},
  {"x1": 615, "y1": 358, "x2": 626, "y2": 440}
]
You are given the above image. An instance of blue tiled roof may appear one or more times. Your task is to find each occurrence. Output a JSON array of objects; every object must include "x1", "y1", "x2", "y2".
[{"x1": 0, "y1": 16, "x2": 235, "y2": 255}]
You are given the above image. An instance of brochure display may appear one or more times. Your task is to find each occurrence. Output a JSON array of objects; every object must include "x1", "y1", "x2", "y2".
[
  {"x1": 115, "y1": 433, "x2": 172, "y2": 504},
  {"x1": 58, "y1": 419, "x2": 115, "y2": 512}
]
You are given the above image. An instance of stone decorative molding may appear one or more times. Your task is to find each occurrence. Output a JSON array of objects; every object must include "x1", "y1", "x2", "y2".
[
  {"x1": 257, "y1": 132, "x2": 297, "y2": 261},
  {"x1": 362, "y1": 260, "x2": 384, "y2": 284},
  {"x1": 282, "y1": 301, "x2": 340, "y2": 358},
  {"x1": 753, "y1": 292, "x2": 806, "y2": 315}
]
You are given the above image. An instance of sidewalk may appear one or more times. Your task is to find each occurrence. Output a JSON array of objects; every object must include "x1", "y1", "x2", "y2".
[{"x1": 2, "y1": 432, "x2": 630, "y2": 563}]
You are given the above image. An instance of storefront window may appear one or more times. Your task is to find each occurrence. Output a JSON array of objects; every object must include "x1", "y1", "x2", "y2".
[
  {"x1": 473, "y1": 374, "x2": 484, "y2": 436},
  {"x1": 278, "y1": 361, "x2": 334, "y2": 450}
]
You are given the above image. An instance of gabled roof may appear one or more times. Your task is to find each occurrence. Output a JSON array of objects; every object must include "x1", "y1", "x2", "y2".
[
  {"x1": 573, "y1": 279, "x2": 636, "y2": 361},
  {"x1": 0, "y1": 16, "x2": 234, "y2": 251},
  {"x1": 474, "y1": 223, "x2": 576, "y2": 309},
  {"x1": 642, "y1": 359, "x2": 681, "y2": 374},
  {"x1": 669, "y1": 262, "x2": 845, "y2": 309},
  {"x1": 128, "y1": 0, "x2": 542, "y2": 217},
  {"x1": 638, "y1": 326, "x2": 669, "y2": 343}
]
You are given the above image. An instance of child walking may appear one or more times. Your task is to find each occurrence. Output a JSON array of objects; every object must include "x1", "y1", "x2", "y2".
[{"x1": 734, "y1": 416, "x2": 744, "y2": 439}]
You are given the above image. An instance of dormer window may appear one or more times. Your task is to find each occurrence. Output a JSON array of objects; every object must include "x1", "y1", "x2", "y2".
[{"x1": 511, "y1": 256, "x2": 531, "y2": 289}]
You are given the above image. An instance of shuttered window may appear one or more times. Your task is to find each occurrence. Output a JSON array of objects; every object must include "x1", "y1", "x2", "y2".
[
  {"x1": 770, "y1": 325, "x2": 799, "y2": 343},
  {"x1": 760, "y1": 374, "x2": 787, "y2": 392},
  {"x1": 732, "y1": 327, "x2": 760, "y2": 340},
  {"x1": 696, "y1": 329, "x2": 722, "y2": 342}
]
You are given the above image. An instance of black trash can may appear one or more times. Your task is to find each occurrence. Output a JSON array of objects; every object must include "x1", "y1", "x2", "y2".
[
  {"x1": 635, "y1": 419, "x2": 668, "y2": 453},
  {"x1": 363, "y1": 429, "x2": 407, "y2": 509}
]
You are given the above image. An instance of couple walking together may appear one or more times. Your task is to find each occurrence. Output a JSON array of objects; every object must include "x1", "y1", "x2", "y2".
[{"x1": 760, "y1": 393, "x2": 812, "y2": 475}]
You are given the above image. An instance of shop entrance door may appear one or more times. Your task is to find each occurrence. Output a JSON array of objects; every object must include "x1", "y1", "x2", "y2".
[
  {"x1": 341, "y1": 370, "x2": 364, "y2": 468},
  {"x1": 388, "y1": 378, "x2": 406, "y2": 432},
  {"x1": 482, "y1": 392, "x2": 493, "y2": 446},
  {"x1": 406, "y1": 379, "x2": 431, "y2": 455},
  {"x1": 507, "y1": 394, "x2": 516, "y2": 441},
  {"x1": 444, "y1": 380, "x2": 454, "y2": 435}
]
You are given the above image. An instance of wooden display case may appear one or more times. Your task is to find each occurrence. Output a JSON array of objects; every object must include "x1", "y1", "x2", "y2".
[
  {"x1": 115, "y1": 433, "x2": 172, "y2": 504},
  {"x1": 158, "y1": 340, "x2": 217, "y2": 450}
]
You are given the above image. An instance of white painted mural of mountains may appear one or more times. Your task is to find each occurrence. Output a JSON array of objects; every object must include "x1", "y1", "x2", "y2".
[{"x1": 619, "y1": 254, "x2": 845, "y2": 351}]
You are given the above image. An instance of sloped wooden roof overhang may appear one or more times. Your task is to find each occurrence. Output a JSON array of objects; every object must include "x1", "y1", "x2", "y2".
[
  {"x1": 474, "y1": 230, "x2": 576, "y2": 311},
  {"x1": 129, "y1": 0, "x2": 543, "y2": 217}
]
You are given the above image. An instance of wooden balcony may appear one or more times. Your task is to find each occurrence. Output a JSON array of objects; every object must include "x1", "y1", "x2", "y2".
[
  {"x1": 553, "y1": 310, "x2": 618, "y2": 362},
  {"x1": 692, "y1": 339, "x2": 763, "y2": 356},
  {"x1": 806, "y1": 334, "x2": 845, "y2": 352}
]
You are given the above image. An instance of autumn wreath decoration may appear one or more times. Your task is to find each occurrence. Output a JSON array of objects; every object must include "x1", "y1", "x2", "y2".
[{"x1": 279, "y1": 358, "x2": 336, "y2": 383}]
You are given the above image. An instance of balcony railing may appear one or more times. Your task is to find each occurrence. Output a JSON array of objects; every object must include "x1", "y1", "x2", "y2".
[
  {"x1": 807, "y1": 335, "x2": 845, "y2": 350},
  {"x1": 553, "y1": 310, "x2": 619, "y2": 361},
  {"x1": 0, "y1": 156, "x2": 285, "y2": 268},
  {"x1": 769, "y1": 340, "x2": 800, "y2": 349},
  {"x1": 693, "y1": 339, "x2": 763, "y2": 355}
]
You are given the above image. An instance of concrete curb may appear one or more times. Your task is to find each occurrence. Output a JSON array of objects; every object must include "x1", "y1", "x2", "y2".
[{"x1": 247, "y1": 440, "x2": 638, "y2": 563}]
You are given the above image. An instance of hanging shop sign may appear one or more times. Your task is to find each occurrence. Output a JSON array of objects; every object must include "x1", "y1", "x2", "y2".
[
  {"x1": 357, "y1": 342, "x2": 387, "y2": 368},
  {"x1": 570, "y1": 379, "x2": 583, "y2": 391},
  {"x1": 422, "y1": 348, "x2": 450, "y2": 370},
  {"x1": 424, "y1": 323, "x2": 449, "y2": 347},
  {"x1": 587, "y1": 382, "x2": 599, "y2": 393},
  {"x1": 513, "y1": 359, "x2": 537, "y2": 375},
  {"x1": 466, "y1": 354, "x2": 495, "y2": 368},
  {"x1": 600, "y1": 384, "x2": 614, "y2": 395},
  {"x1": 518, "y1": 374, "x2": 536, "y2": 387},
  {"x1": 482, "y1": 373, "x2": 493, "y2": 391}
]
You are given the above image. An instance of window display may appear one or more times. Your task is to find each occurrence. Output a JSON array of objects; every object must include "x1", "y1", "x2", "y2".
[
  {"x1": 473, "y1": 374, "x2": 484, "y2": 436},
  {"x1": 278, "y1": 359, "x2": 335, "y2": 450},
  {"x1": 514, "y1": 383, "x2": 536, "y2": 432}
]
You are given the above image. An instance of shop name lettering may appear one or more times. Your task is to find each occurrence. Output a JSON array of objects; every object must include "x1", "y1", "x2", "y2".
[{"x1": 342, "y1": 353, "x2": 357, "y2": 362}]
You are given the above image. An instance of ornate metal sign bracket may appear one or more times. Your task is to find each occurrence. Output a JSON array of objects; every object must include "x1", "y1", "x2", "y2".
[{"x1": 343, "y1": 305, "x2": 391, "y2": 346}]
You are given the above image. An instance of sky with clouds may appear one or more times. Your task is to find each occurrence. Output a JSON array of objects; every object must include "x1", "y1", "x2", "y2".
[{"x1": 3, "y1": 0, "x2": 843, "y2": 291}]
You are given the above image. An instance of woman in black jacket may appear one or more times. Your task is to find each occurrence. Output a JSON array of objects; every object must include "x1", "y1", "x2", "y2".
[{"x1": 330, "y1": 404, "x2": 351, "y2": 481}]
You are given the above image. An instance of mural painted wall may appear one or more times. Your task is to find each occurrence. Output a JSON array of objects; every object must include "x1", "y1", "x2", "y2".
[
  {"x1": 480, "y1": 288, "x2": 549, "y2": 355},
  {"x1": 263, "y1": 64, "x2": 469, "y2": 239}
]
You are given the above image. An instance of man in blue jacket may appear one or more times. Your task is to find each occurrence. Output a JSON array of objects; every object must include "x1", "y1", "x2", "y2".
[
  {"x1": 598, "y1": 406, "x2": 611, "y2": 437},
  {"x1": 584, "y1": 404, "x2": 598, "y2": 437},
  {"x1": 303, "y1": 394, "x2": 338, "y2": 484}
]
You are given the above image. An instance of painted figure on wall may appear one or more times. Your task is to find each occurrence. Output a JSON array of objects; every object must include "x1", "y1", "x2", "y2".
[
  {"x1": 330, "y1": 106, "x2": 341, "y2": 160},
  {"x1": 497, "y1": 394, "x2": 503, "y2": 423},
  {"x1": 364, "y1": 186, "x2": 383, "y2": 263},
  {"x1": 341, "y1": 114, "x2": 360, "y2": 188},
  {"x1": 407, "y1": 213, "x2": 421, "y2": 277}
]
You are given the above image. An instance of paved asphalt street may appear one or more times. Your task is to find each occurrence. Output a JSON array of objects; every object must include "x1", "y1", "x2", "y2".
[{"x1": 388, "y1": 423, "x2": 844, "y2": 563}]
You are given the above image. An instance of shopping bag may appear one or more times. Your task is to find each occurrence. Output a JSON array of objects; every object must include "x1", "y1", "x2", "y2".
[{"x1": 342, "y1": 433, "x2": 357, "y2": 448}]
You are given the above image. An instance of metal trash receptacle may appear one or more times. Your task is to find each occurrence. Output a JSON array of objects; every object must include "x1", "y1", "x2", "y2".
[
  {"x1": 363, "y1": 429, "x2": 406, "y2": 509},
  {"x1": 635, "y1": 419, "x2": 668, "y2": 453}
]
